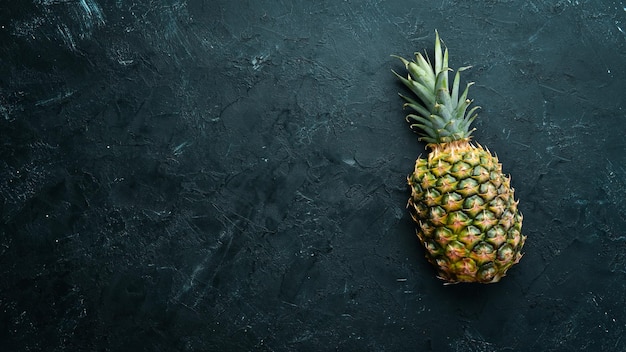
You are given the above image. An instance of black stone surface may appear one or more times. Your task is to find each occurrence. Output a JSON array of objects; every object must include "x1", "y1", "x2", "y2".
[{"x1": 2, "y1": 1, "x2": 626, "y2": 351}]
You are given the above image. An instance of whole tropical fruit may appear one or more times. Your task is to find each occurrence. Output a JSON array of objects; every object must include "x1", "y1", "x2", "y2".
[{"x1": 393, "y1": 31, "x2": 526, "y2": 283}]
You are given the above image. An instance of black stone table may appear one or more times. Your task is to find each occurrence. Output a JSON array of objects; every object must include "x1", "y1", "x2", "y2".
[{"x1": 2, "y1": 1, "x2": 625, "y2": 351}]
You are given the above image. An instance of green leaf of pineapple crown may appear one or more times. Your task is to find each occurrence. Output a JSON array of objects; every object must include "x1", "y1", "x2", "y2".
[{"x1": 392, "y1": 30, "x2": 480, "y2": 144}]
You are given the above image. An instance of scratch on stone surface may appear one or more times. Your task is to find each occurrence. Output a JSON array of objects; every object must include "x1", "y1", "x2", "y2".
[
  {"x1": 35, "y1": 90, "x2": 76, "y2": 107},
  {"x1": 528, "y1": 22, "x2": 547, "y2": 43},
  {"x1": 78, "y1": 0, "x2": 106, "y2": 30},
  {"x1": 57, "y1": 23, "x2": 77, "y2": 51},
  {"x1": 603, "y1": 158, "x2": 626, "y2": 223},
  {"x1": 172, "y1": 228, "x2": 236, "y2": 308},
  {"x1": 172, "y1": 141, "x2": 192, "y2": 156},
  {"x1": 151, "y1": 0, "x2": 195, "y2": 59},
  {"x1": 212, "y1": 202, "x2": 273, "y2": 234},
  {"x1": 538, "y1": 84, "x2": 566, "y2": 94}
]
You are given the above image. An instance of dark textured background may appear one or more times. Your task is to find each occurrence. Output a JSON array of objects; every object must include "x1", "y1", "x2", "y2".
[{"x1": 2, "y1": 0, "x2": 626, "y2": 351}]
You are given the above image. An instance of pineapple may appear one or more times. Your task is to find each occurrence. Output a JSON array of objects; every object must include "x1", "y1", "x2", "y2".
[{"x1": 393, "y1": 31, "x2": 525, "y2": 283}]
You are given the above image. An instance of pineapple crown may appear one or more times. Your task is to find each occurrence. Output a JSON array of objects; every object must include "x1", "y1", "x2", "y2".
[{"x1": 392, "y1": 30, "x2": 480, "y2": 144}]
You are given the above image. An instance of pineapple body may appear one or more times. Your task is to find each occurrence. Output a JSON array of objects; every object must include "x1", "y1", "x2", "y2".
[
  {"x1": 393, "y1": 31, "x2": 525, "y2": 283},
  {"x1": 408, "y1": 140, "x2": 524, "y2": 283}
]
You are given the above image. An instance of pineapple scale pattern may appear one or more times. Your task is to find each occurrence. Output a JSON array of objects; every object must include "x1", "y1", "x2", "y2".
[{"x1": 407, "y1": 141, "x2": 525, "y2": 283}]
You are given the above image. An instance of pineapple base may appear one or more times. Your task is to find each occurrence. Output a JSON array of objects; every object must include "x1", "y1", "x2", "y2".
[{"x1": 408, "y1": 140, "x2": 525, "y2": 283}]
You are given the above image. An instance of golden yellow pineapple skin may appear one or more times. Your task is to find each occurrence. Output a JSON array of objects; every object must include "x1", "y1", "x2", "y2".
[{"x1": 407, "y1": 140, "x2": 525, "y2": 283}]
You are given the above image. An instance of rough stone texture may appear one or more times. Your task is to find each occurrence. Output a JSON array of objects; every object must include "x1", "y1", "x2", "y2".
[{"x1": 1, "y1": 0, "x2": 625, "y2": 351}]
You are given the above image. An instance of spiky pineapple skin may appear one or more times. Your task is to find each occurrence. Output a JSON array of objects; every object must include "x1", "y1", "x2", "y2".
[{"x1": 408, "y1": 140, "x2": 525, "y2": 283}]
